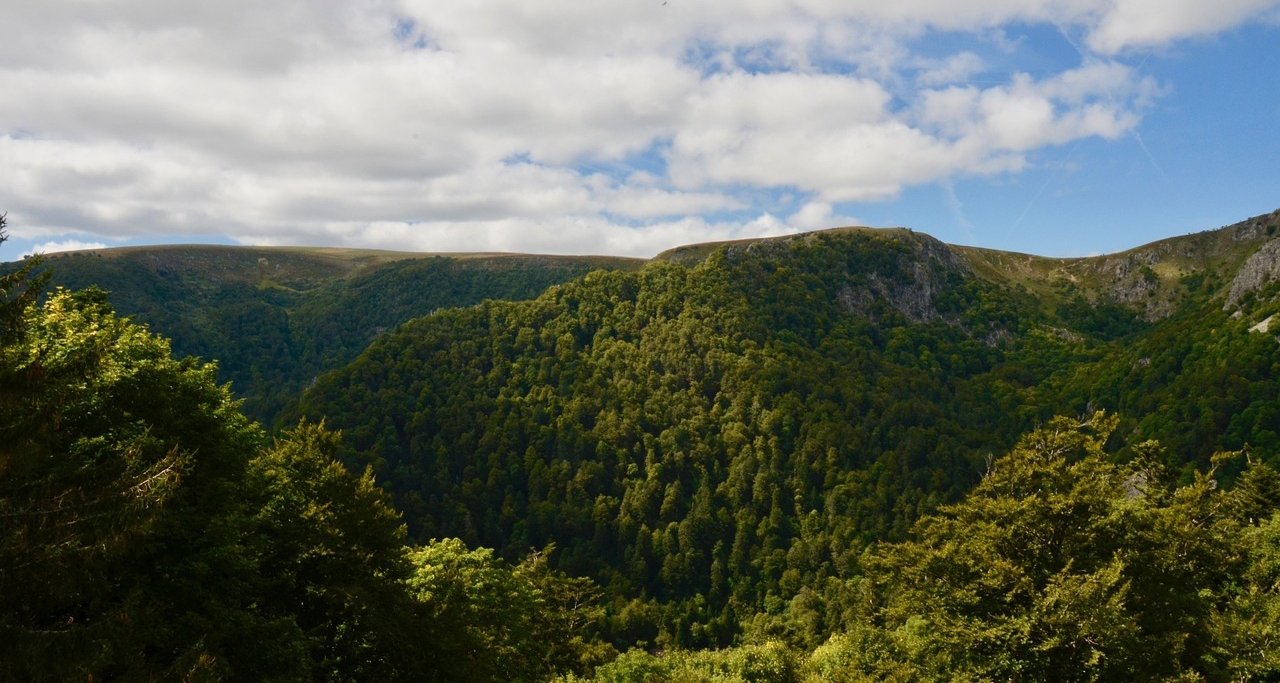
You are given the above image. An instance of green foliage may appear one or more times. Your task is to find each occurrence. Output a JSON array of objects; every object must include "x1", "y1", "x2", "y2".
[
  {"x1": 1209, "y1": 512, "x2": 1280, "y2": 679},
  {"x1": 0, "y1": 278, "x2": 608, "y2": 681},
  {"x1": 19, "y1": 247, "x2": 637, "y2": 422},
  {"x1": 855, "y1": 415, "x2": 1280, "y2": 680},
  {"x1": 516, "y1": 545, "x2": 617, "y2": 674},
  {"x1": 1033, "y1": 298, "x2": 1280, "y2": 470},
  {"x1": 0, "y1": 214, "x2": 47, "y2": 344},
  {"x1": 406, "y1": 538, "x2": 611, "y2": 682},
  {"x1": 798, "y1": 627, "x2": 913, "y2": 682},
  {"x1": 562, "y1": 641, "x2": 798, "y2": 683},
  {"x1": 1054, "y1": 295, "x2": 1149, "y2": 340},
  {"x1": 299, "y1": 225, "x2": 1280, "y2": 652},
  {"x1": 300, "y1": 230, "x2": 1096, "y2": 648},
  {"x1": 0, "y1": 286, "x2": 296, "y2": 680},
  {"x1": 563, "y1": 418, "x2": 1280, "y2": 682},
  {"x1": 248, "y1": 420, "x2": 420, "y2": 680},
  {"x1": 408, "y1": 539, "x2": 541, "y2": 681},
  {"x1": 13, "y1": 213, "x2": 1280, "y2": 679}
]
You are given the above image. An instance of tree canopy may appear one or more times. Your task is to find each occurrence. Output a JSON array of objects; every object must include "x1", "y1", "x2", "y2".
[
  {"x1": 8, "y1": 214, "x2": 1280, "y2": 680},
  {"x1": 565, "y1": 415, "x2": 1280, "y2": 682},
  {"x1": 0, "y1": 269, "x2": 607, "y2": 680}
]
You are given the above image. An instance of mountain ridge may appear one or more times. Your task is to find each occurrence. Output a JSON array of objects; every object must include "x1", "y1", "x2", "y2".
[
  {"x1": 8, "y1": 207, "x2": 1280, "y2": 659},
  {"x1": 655, "y1": 207, "x2": 1280, "y2": 321},
  {"x1": 11, "y1": 207, "x2": 1278, "y2": 422},
  {"x1": 290, "y1": 207, "x2": 1280, "y2": 649},
  {"x1": 24, "y1": 206, "x2": 1280, "y2": 282},
  {"x1": 10, "y1": 246, "x2": 644, "y2": 421}
]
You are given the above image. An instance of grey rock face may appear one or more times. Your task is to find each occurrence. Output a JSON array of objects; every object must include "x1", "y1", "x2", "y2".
[
  {"x1": 1068, "y1": 247, "x2": 1172, "y2": 321},
  {"x1": 1230, "y1": 210, "x2": 1280, "y2": 241},
  {"x1": 835, "y1": 233, "x2": 970, "y2": 324},
  {"x1": 1227, "y1": 239, "x2": 1280, "y2": 308}
]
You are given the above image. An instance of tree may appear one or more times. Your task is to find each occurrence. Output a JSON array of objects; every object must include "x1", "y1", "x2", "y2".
[
  {"x1": 248, "y1": 420, "x2": 421, "y2": 680},
  {"x1": 0, "y1": 267, "x2": 610, "y2": 680},
  {"x1": 1209, "y1": 463, "x2": 1280, "y2": 679},
  {"x1": 514, "y1": 544, "x2": 615, "y2": 675},
  {"x1": 405, "y1": 539, "x2": 612, "y2": 682},
  {"x1": 861, "y1": 414, "x2": 1275, "y2": 681},
  {"x1": 407, "y1": 539, "x2": 545, "y2": 683},
  {"x1": 0, "y1": 213, "x2": 47, "y2": 344},
  {"x1": 0, "y1": 286, "x2": 300, "y2": 680}
]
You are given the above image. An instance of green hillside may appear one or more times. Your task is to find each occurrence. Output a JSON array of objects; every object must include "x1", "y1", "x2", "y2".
[
  {"x1": 2, "y1": 276, "x2": 610, "y2": 682},
  {"x1": 7, "y1": 210, "x2": 1280, "y2": 680},
  {"x1": 13, "y1": 245, "x2": 641, "y2": 421},
  {"x1": 297, "y1": 210, "x2": 1280, "y2": 652}
]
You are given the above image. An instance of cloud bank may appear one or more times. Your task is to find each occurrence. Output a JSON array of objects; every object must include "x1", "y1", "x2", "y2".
[{"x1": 1, "y1": 0, "x2": 1275, "y2": 256}]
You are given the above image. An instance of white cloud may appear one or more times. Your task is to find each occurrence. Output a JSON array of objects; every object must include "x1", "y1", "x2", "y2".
[
  {"x1": 789, "y1": 202, "x2": 866, "y2": 231},
  {"x1": 590, "y1": 183, "x2": 746, "y2": 220},
  {"x1": 1087, "y1": 0, "x2": 1280, "y2": 53},
  {"x1": 0, "y1": 0, "x2": 1275, "y2": 256},
  {"x1": 235, "y1": 212, "x2": 801, "y2": 259},
  {"x1": 917, "y1": 52, "x2": 986, "y2": 87},
  {"x1": 917, "y1": 62, "x2": 1156, "y2": 152}
]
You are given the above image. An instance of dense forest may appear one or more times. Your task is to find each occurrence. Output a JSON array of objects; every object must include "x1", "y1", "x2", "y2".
[
  {"x1": 1, "y1": 223, "x2": 614, "y2": 681},
  {"x1": 4, "y1": 211, "x2": 1280, "y2": 680},
  {"x1": 301, "y1": 220, "x2": 1280, "y2": 653},
  {"x1": 28, "y1": 246, "x2": 639, "y2": 421}
]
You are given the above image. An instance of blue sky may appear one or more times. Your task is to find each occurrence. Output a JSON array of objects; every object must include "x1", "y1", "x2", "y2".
[
  {"x1": 1, "y1": 1, "x2": 1278, "y2": 260},
  {"x1": 870, "y1": 21, "x2": 1280, "y2": 256}
]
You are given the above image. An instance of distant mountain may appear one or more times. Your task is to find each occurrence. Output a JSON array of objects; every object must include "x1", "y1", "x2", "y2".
[
  {"x1": 10, "y1": 245, "x2": 641, "y2": 421},
  {"x1": 292, "y1": 209, "x2": 1280, "y2": 648}
]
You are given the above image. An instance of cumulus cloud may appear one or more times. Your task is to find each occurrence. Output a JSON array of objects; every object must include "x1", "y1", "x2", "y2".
[
  {"x1": 1087, "y1": 0, "x2": 1280, "y2": 53},
  {"x1": 916, "y1": 52, "x2": 987, "y2": 87},
  {"x1": 789, "y1": 202, "x2": 866, "y2": 231},
  {"x1": 235, "y1": 213, "x2": 801, "y2": 259},
  {"x1": 0, "y1": 0, "x2": 1275, "y2": 256}
]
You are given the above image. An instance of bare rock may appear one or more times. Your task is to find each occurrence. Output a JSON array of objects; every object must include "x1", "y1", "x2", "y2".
[
  {"x1": 835, "y1": 233, "x2": 970, "y2": 324},
  {"x1": 1230, "y1": 209, "x2": 1280, "y2": 241},
  {"x1": 1227, "y1": 239, "x2": 1280, "y2": 307}
]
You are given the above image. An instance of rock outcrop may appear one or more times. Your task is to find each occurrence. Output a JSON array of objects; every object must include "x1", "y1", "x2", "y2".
[
  {"x1": 834, "y1": 233, "x2": 970, "y2": 324},
  {"x1": 1227, "y1": 238, "x2": 1280, "y2": 307}
]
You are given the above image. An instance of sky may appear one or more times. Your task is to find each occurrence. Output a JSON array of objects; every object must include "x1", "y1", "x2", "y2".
[{"x1": 2, "y1": 1, "x2": 1278, "y2": 261}]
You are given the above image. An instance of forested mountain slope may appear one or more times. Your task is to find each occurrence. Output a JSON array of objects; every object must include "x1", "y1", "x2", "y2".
[
  {"x1": 299, "y1": 210, "x2": 1280, "y2": 648},
  {"x1": 1, "y1": 260, "x2": 611, "y2": 682},
  {"x1": 7, "y1": 210, "x2": 1280, "y2": 680},
  {"x1": 8, "y1": 245, "x2": 640, "y2": 421}
]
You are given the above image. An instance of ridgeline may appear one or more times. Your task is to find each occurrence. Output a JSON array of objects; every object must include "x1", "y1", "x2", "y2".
[{"x1": 5, "y1": 209, "x2": 1280, "y2": 680}]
